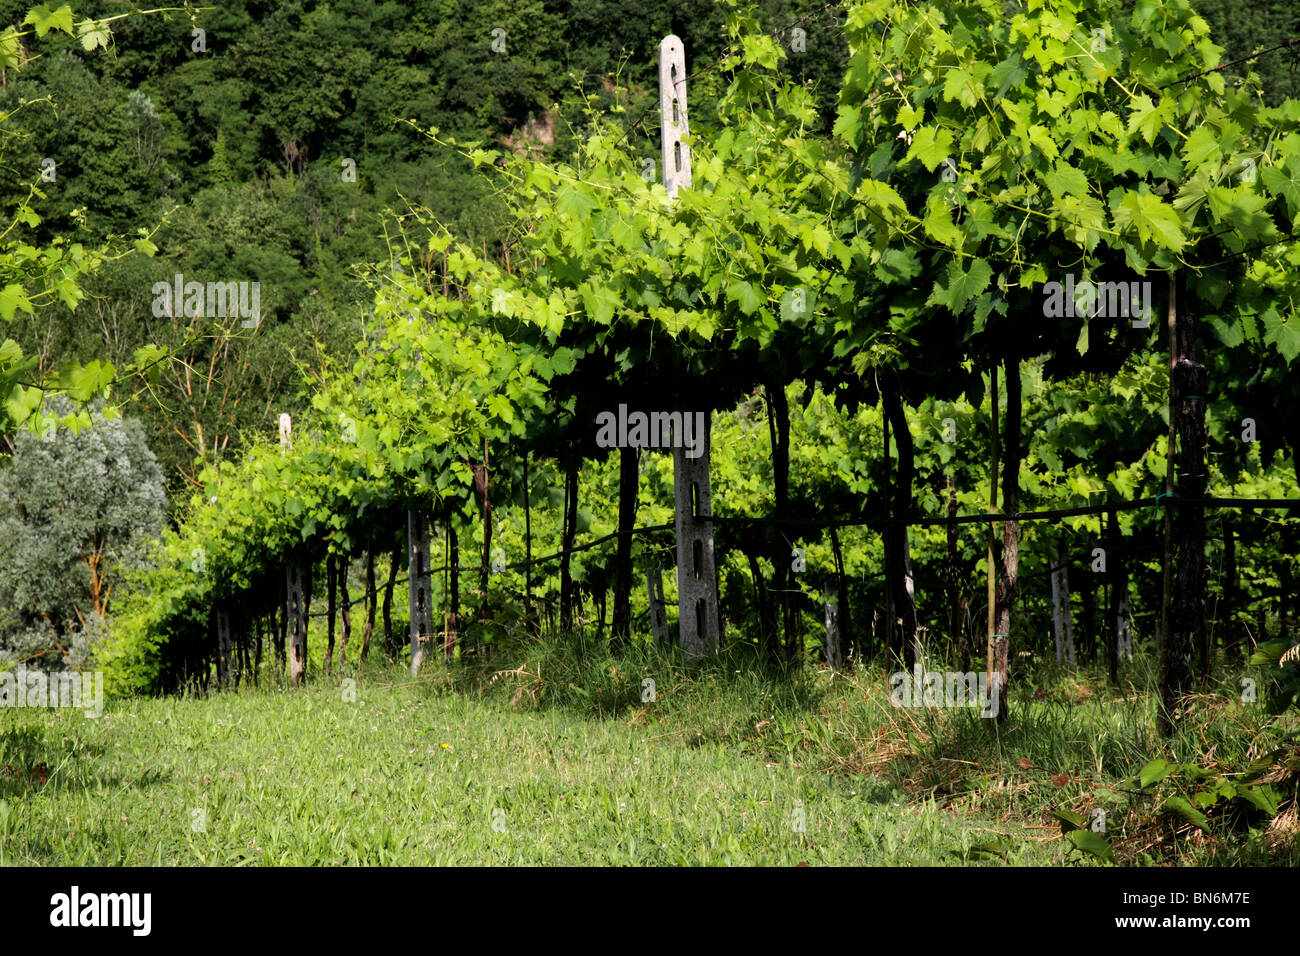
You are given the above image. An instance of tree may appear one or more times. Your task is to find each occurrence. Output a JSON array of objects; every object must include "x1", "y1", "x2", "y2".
[{"x1": 0, "y1": 395, "x2": 166, "y2": 669}]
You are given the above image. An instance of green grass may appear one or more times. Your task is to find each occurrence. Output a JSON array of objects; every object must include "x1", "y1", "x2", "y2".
[{"x1": 1, "y1": 636, "x2": 1296, "y2": 865}]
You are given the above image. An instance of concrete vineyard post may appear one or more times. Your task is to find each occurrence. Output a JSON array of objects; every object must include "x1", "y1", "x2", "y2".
[
  {"x1": 408, "y1": 510, "x2": 434, "y2": 674},
  {"x1": 673, "y1": 423, "x2": 720, "y2": 658},
  {"x1": 286, "y1": 561, "x2": 307, "y2": 684},
  {"x1": 661, "y1": 33, "x2": 719, "y2": 657},
  {"x1": 658, "y1": 34, "x2": 691, "y2": 201}
]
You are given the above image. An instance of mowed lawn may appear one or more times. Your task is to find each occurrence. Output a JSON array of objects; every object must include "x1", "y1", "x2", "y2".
[{"x1": 0, "y1": 665, "x2": 1059, "y2": 866}]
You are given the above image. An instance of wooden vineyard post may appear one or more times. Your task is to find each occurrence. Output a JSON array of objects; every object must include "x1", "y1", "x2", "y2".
[
  {"x1": 275, "y1": 577, "x2": 287, "y2": 677},
  {"x1": 1051, "y1": 558, "x2": 1063, "y2": 665},
  {"x1": 286, "y1": 560, "x2": 307, "y2": 684},
  {"x1": 338, "y1": 554, "x2": 352, "y2": 667},
  {"x1": 1163, "y1": 273, "x2": 1207, "y2": 734},
  {"x1": 646, "y1": 568, "x2": 669, "y2": 650},
  {"x1": 986, "y1": 363, "x2": 1000, "y2": 699},
  {"x1": 1117, "y1": 589, "x2": 1133, "y2": 661},
  {"x1": 408, "y1": 509, "x2": 434, "y2": 674},
  {"x1": 475, "y1": 438, "x2": 491, "y2": 656},
  {"x1": 442, "y1": 521, "x2": 460, "y2": 663},
  {"x1": 325, "y1": 554, "x2": 336, "y2": 675},
  {"x1": 1105, "y1": 505, "x2": 1131, "y2": 680},
  {"x1": 215, "y1": 603, "x2": 232, "y2": 689},
  {"x1": 660, "y1": 34, "x2": 719, "y2": 658},
  {"x1": 1062, "y1": 565, "x2": 1076, "y2": 669},
  {"x1": 1223, "y1": 515, "x2": 1239, "y2": 664},
  {"x1": 523, "y1": 452, "x2": 533, "y2": 629},
  {"x1": 1158, "y1": 275, "x2": 1176, "y2": 732}
]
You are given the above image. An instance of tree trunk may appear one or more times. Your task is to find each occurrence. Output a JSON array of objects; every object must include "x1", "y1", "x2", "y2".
[
  {"x1": 560, "y1": 463, "x2": 579, "y2": 633},
  {"x1": 611, "y1": 446, "x2": 639, "y2": 652},
  {"x1": 1161, "y1": 283, "x2": 1207, "y2": 736},
  {"x1": 991, "y1": 354, "x2": 1023, "y2": 719},
  {"x1": 881, "y1": 375, "x2": 920, "y2": 671}
]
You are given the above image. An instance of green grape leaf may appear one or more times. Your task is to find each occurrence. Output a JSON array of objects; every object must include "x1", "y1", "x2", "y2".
[
  {"x1": 907, "y1": 125, "x2": 955, "y2": 172},
  {"x1": 1067, "y1": 829, "x2": 1116, "y2": 863}
]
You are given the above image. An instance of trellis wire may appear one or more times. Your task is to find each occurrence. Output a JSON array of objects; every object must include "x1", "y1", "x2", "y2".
[{"x1": 305, "y1": 493, "x2": 1300, "y2": 612}]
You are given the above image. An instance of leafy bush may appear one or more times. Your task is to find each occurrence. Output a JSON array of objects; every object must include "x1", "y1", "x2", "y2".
[{"x1": 0, "y1": 396, "x2": 166, "y2": 669}]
